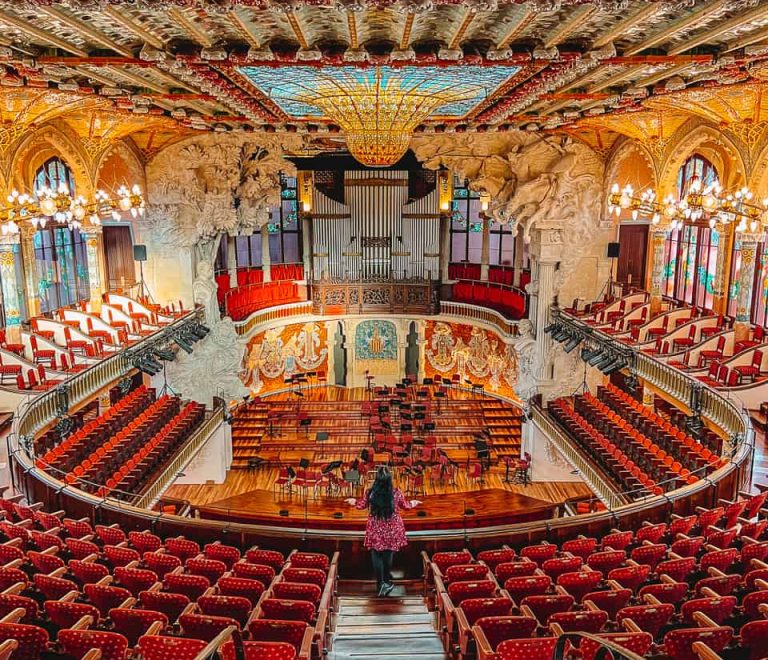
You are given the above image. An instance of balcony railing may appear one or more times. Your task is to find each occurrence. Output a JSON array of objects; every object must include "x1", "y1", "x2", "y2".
[
  {"x1": 15, "y1": 309, "x2": 202, "y2": 450},
  {"x1": 554, "y1": 306, "x2": 753, "y2": 472}
]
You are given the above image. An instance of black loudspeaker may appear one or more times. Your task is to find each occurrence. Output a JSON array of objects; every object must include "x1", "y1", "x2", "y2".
[
  {"x1": 133, "y1": 244, "x2": 147, "y2": 262},
  {"x1": 607, "y1": 242, "x2": 620, "y2": 259}
]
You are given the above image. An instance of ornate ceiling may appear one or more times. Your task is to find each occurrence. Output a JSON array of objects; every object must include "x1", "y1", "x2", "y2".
[{"x1": 2, "y1": 0, "x2": 768, "y2": 159}]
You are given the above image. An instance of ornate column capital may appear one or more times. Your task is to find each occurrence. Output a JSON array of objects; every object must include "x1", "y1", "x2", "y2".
[{"x1": 529, "y1": 226, "x2": 564, "y2": 264}]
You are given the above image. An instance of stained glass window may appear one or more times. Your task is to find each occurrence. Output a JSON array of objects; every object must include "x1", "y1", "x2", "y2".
[
  {"x1": 449, "y1": 177, "x2": 515, "y2": 266},
  {"x1": 32, "y1": 158, "x2": 90, "y2": 313},
  {"x1": 216, "y1": 175, "x2": 301, "y2": 272},
  {"x1": 662, "y1": 154, "x2": 720, "y2": 309}
]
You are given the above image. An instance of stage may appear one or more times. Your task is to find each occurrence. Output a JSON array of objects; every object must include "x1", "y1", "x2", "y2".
[
  {"x1": 192, "y1": 488, "x2": 559, "y2": 530},
  {"x1": 165, "y1": 386, "x2": 592, "y2": 532}
]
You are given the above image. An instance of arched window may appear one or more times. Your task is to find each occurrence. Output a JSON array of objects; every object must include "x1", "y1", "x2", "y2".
[
  {"x1": 34, "y1": 156, "x2": 76, "y2": 194},
  {"x1": 676, "y1": 154, "x2": 718, "y2": 198},
  {"x1": 663, "y1": 155, "x2": 721, "y2": 309},
  {"x1": 31, "y1": 157, "x2": 89, "y2": 314}
]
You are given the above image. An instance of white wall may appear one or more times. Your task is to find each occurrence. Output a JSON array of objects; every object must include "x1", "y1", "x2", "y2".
[
  {"x1": 173, "y1": 421, "x2": 231, "y2": 485},
  {"x1": 526, "y1": 421, "x2": 585, "y2": 483}
]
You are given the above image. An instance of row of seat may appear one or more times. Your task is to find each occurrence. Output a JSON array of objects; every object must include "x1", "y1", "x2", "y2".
[
  {"x1": 447, "y1": 264, "x2": 531, "y2": 291},
  {"x1": 97, "y1": 401, "x2": 206, "y2": 499},
  {"x1": 451, "y1": 281, "x2": 526, "y2": 320},
  {"x1": 224, "y1": 282, "x2": 302, "y2": 321},
  {"x1": 421, "y1": 486, "x2": 768, "y2": 659},
  {"x1": 37, "y1": 386, "x2": 155, "y2": 468},
  {"x1": 0, "y1": 493, "x2": 338, "y2": 659},
  {"x1": 550, "y1": 397, "x2": 669, "y2": 496},
  {"x1": 599, "y1": 383, "x2": 724, "y2": 457},
  {"x1": 215, "y1": 264, "x2": 305, "y2": 303}
]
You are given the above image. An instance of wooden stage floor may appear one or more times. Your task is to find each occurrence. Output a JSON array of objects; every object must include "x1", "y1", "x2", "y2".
[
  {"x1": 191, "y1": 488, "x2": 558, "y2": 530},
  {"x1": 166, "y1": 386, "x2": 592, "y2": 530}
]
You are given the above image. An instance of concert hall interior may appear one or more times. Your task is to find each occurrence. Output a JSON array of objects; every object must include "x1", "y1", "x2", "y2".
[{"x1": 2, "y1": 1, "x2": 768, "y2": 659}]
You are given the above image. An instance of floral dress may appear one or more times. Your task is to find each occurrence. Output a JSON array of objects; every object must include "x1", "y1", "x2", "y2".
[{"x1": 355, "y1": 488, "x2": 414, "y2": 551}]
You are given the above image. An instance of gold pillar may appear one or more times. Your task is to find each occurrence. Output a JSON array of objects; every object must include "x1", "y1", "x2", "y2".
[
  {"x1": 649, "y1": 228, "x2": 667, "y2": 315},
  {"x1": 20, "y1": 225, "x2": 40, "y2": 318},
  {"x1": 438, "y1": 170, "x2": 453, "y2": 281},
  {"x1": 712, "y1": 224, "x2": 734, "y2": 315},
  {"x1": 735, "y1": 233, "x2": 759, "y2": 341}
]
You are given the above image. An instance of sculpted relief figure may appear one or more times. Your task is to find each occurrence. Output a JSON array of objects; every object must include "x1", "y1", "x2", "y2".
[{"x1": 144, "y1": 133, "x2": 300, "y2": 248}]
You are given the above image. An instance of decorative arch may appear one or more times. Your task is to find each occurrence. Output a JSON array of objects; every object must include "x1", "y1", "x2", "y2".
[
  {"x1": 747, "y1": 137, "x2": 768, "y2": 195},
  {"x1": 603, "y1": 137, "x2": 658, "y2": 221},
  {"x1": 94, "y1": 138, "x2": 146, "y2": 194},
  {"x1": 7, "y1": 120, "x2": 94, "y2": 199},
  {"x1": 657, "y1": 120, "x2": 747, "y2": 197}
]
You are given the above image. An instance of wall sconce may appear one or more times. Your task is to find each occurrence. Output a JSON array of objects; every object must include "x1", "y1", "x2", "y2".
[
  {"x1": 480, "y1": 192, "x2": 491, "y2": 212},
  {"x1": 302, "y1": 201, "x2": 312, "y2": 213},
  {"x1": 440, "y1": 201, "x2": 450, "y2": 212}
]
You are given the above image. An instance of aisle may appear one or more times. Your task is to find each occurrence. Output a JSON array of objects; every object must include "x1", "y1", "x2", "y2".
[{"x1": 329, "y1": 579, "x2": 445, "y2": 660}]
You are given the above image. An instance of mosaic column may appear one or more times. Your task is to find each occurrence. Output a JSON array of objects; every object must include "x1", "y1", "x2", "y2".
[
  {"x1": 0, "y1": 241, "x2": 23, "y2": 327},
  {"x1": 513, "y1": 235, "x2": 526, "y2": 287},
  {"x1": 227, "y1": 234, "x2": 237, "y2": 288},
  {"x1": 480, "y1": 215, "x2": 491, "y2": 281},
  {"x1": 302, "y1": 215, "x2": 312, "y2": 281},
  {"x1": 649, "y1": 228, "x2": 668, "y2": 316},
  {"x1": 19, "y1": 225, "x2": 40, "y2": 318},
  {"x1": 735, "y1": 233, "x2": 760, "y2": 341},
  {"x1": 641, "y1": 381, "x2": 655, "y2": 409},
  {"x1": 260, "y1": 225, "x2": 271, "y2": 282},
  {"x1": 712, "y1": 225, "x2": 733, "y2": 314},
  {"x1": 84, "y1": 232, "x2": 102, "y2": 308}
]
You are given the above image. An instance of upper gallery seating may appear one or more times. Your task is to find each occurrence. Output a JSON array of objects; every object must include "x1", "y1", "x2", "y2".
[
  {"x1": 549, "y1": 384, "x2": 722, "y2": 496},
  {"x1": 422, "y1": 483, "x2": 768, "y2": 660},
  {"x1": 448, "y1": 264, "x2": 529, "y2": 319},
  {"x1": 449, "y1": 264, "x2": 531, "y2": 291},
  {"x1": 0, "y1": 485, "x2": 338, "y2": 660},
  {"x1": 564, "y1": 290, "x2": 768, "y2": 391},
  {"x1": 34, "y1": 385, "x2": 205, "y2": 500},
  {"x1": 0, "y1": 294, "x2": 189, "y2": 393},
  {"x1": 215, "y1": 264, "x2": 305, "y2": 303},
  {"x1": 224, "y1": 281, "x2": 303, "y2": 321}
]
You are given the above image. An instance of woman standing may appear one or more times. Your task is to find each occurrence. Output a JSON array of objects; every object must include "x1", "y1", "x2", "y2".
[{"x1": 347, "y1": 466, "x2": 421, "y2": 596}]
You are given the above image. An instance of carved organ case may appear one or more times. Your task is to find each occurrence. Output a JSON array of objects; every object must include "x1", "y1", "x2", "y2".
[{"x1": 309, "y1": 169, "x2": 439, "y2": 281}]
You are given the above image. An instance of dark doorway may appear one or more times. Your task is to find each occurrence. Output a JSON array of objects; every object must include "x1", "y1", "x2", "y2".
[
  {"x1": 102, "y1": 225, "x2": 135, "y2": 291},
  {"x1": 333, "y1": 321, "x2": 347, "y2": 386},
  {"x1": 405, "y1": 321, "x2": 419, "y2": 379},
  {"x1": 615, "y1": 224, "x2": 648, "y2": 288}
]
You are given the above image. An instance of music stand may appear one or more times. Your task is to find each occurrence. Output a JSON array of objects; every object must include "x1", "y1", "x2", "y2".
[{"x1": 299, "y1": 418, "x2": 312, "y2": 437}]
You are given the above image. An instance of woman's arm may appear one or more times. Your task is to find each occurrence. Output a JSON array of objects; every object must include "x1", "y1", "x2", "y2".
[
  {"x1": 395, "y1": 489, "x2": 420, "y2": 510},
  {"x1": 346, "y1": 490, "x2": 370, "y2": 509}
]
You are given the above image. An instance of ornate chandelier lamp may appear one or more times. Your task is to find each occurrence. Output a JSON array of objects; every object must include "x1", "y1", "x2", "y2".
[
  {"x1": 293, "y1": 67, "x2": 477, "y2": 167},
  {"x1": 1, "y1": 184, "x2": 144, "y2": 236},
  {"x1": 608, "y1": 178, "x2": 768, "y2": 235}
]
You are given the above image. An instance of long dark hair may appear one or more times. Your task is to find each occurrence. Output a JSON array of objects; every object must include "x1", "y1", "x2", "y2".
[{"x1": 368, "y1": 466, "x2": 395, "y2": 520}]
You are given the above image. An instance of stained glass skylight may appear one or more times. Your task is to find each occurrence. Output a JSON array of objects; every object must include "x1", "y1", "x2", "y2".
[{"x1": 238, "y1": 65, "x2": 520, "y2": 119}]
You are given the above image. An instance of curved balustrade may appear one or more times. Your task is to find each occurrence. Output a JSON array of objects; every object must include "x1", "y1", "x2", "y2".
[
  {"x1": 451, "y1": 279, "x2": 527, "y2": 320},
  {"x1": 6, "y1": 300, "x2": 755, "y2": 564}
]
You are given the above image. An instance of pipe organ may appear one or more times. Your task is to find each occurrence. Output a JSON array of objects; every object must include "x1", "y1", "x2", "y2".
[{"x1": 310, "y1": 170, "x2": 439, "y2": 281}]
